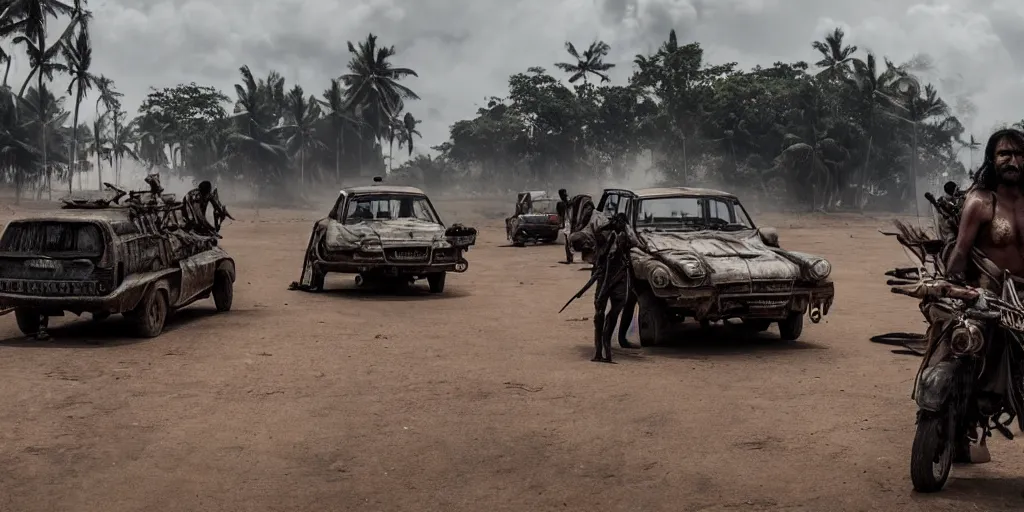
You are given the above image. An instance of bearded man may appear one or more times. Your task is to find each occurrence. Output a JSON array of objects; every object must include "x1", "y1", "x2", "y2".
[{"x1": 947, "y1": 129, "x2": 1024, "y2": 290}]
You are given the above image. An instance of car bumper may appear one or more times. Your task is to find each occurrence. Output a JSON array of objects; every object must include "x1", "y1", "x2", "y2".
[
  {"x1": 314, "y1": 259, "x2": 468, "y2": 275},
  {"x1": 512, "y1": 225, "x2": 560, "y2": 239},
  {"x1": 653, "y1": 281, "x2": 835, "y2": 321},
  {"x1": 0, "y1": 280, "x2": 148, "y2": 314}
]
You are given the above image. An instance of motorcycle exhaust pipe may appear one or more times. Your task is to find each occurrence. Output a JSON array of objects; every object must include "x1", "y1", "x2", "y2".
[
  {"x1": 354, "y1": 275, "x2": 365, "y2": 287},
  {"x1": 809, "y1": 306, "x2": 822, "y2": 323}
]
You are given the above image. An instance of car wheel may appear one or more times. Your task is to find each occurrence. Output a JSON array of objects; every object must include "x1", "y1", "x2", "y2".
[
  {"x1": 14, "y1": 307, "x2": 43, "y2": 336},
  {"x1": 637, "y1": 290, "x2": 669, "y2": 347},
  {"x1": 213, "y1": 269, "x2": 233, "y2": 312},
  {"x1": 427, "y1": 272, "x2": 446, "y2": 293},
  {"x1": 131, "y1": 286, "x2": 168, "y2": 338},
  {"x1": 778, "y1": 312, "x2": 804, "y2": 341}
]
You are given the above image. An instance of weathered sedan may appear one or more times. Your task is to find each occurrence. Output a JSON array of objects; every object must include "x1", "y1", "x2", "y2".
[
  {"x1": 293, "y1": 182, "x2": 475, "y2": 293},
  {"x1": 506, "y1": 191, "x2": 562, "y2": 246},
  {"x1": 596, "y1": 187, "x2": 834, "y2": 346}
]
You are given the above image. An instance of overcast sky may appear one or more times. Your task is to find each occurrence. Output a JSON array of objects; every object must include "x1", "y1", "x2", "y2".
[{"x1": 7, "y1": 0, "x2": 1023, "y2": 165}]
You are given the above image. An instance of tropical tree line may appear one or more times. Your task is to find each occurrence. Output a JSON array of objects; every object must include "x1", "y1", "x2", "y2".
[
  {"x1": 406, "y1": 29, "x2": 1018, "y2": 211},
  {"x1": 0, "y1": 0, "x2": 423, "y2": 204}
]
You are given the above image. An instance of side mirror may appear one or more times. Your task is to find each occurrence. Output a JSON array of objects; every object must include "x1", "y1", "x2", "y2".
[{"x1": 759, "y1": 227, "x2": 780, "y2": 248}]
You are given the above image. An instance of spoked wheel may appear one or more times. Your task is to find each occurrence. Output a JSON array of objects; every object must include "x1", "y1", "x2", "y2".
[{"x1": 911, "y1": 409, "x2": 954, "y2": 493}]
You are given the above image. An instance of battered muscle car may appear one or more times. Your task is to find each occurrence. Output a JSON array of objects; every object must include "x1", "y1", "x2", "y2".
[
  {"x1": 0, "y1": 178, "x2": 236, "y2": 339},
  {"x1": 292, "y1": 180, "x2": 476, "y2": 293},
  {"x1": 506, "y1": 191, "x2": 562, "y2": 246},
  {"x1": 596, "y1": 187, "x2": 834, "y2": 346}
]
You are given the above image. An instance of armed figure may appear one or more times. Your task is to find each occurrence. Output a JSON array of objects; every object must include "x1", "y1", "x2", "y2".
[{"x1": 561, "y1": 212, "x2": 638, "y2": 362}]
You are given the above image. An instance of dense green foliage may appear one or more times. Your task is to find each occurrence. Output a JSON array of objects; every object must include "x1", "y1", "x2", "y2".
[
  {"x1": 0, "y1": 1, "x2": 421, "y2": 203},
  {"x1": 0, "y1": 3, "x2": 1018, "y2": 211},
  {"x1": 425, "y1": 29, "x2": 1002, "y2": 211}
]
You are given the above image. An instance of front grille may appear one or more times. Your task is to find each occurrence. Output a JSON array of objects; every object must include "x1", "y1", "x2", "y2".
[
  {"x1": 718, "y1": 280, "x2": 793, "y2": 295},
  {"x1": 0, "y1": 279, "x2": 105, "y2": 296},
  {"x1": 386, "y1": 248, "x2": 429, "y2": 262},
  {"x1": 751, "y1": 280, "x2": 793, "y2": 293}
]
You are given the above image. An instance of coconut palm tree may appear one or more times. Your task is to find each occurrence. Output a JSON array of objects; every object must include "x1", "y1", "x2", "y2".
[
  {"x1": 61, "y1": 21, "x2": 94, "y2": 192},
  {"x1": 282, "y1": 84, "x2": 323, "y2": 189},
  {"x1": 811, "y1": 28, "x2": 857, "y2": 79},
  {"x1": 340, "y1": 33, "x2": 419, "y2": 155},
  {"x1": 319, "y1": 78, "x2": 364, "y2": 180},
  {"x1": 554, "y1": 40, "x2": 615, "y2": 84}
]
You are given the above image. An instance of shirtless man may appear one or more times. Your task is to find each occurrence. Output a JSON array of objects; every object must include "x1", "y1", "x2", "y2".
[
  {"x1": 943, "y1": 128, "x2": 1024, "y2": 464},
  {"x1": 946, "y1": 129, "x2": 1024, "y2": 288}
]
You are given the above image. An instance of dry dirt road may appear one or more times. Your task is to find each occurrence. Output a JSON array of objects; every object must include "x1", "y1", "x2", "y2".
[{"x1": 1, "y1": 199, "x2": 1023, "y2": 512}]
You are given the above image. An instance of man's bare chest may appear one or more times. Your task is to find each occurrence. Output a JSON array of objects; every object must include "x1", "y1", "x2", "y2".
[{"x1": 987, "y1": 202, "x2": 1024, "y2": 248}]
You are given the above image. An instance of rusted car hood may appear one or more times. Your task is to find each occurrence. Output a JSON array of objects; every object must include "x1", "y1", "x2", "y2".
[
  {"x1": 639, "y1": 229, "x2": 800, "y2": 282},
  {"x1": 321, "y1": 218, "x2": 447, "y2": 248}
]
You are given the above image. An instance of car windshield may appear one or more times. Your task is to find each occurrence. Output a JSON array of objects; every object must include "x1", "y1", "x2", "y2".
[
  {"x1": 526, "y1": 199, "x2": 559, "y2": 214},
  {"x1": 635, "y1": 196, "x2": 754, "y2": 231},
  {"x1": 343, "y1": 194, "x2": 440, "y2": 224}
]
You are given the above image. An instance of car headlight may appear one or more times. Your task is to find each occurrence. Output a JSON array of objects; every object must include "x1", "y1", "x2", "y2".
[
  {"x1": 808, "y1": 258, "x2": 831, "y2": 280},
  {"x1": 650, "y1": 266, "x2": 671, "y2": 288},
  {"x1": 680, "y1": 261, "x2": 706, "y2": 279},
  {"x1": 361, "y1": 239, "x2": 382, "y2": 252}
]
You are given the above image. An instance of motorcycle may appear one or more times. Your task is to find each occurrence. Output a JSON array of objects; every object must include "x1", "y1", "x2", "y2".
[{"x1": 885, "y1": 184, "x2": 1024, "y2": 492}]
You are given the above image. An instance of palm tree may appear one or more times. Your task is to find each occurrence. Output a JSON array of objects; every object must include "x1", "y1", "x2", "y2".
[
  {"x1": 554, "y1": 40, "x2": 616, "y2": 84},
  {"x1": 811, "y1": 28, "x2": 857, "y2": 79},
  {"x1": 340, "y1": 33, "x2": 419, "y2": 164},
  {"x1": 397, "y1": 111, "x2": 421, "y2": 157},
  {"x1": 319, "y1": 78, "x2": 364, "y2": 181},
  {"x1": 21, "y1": 84, "x2": 68, "y2": 198},
  {"x1": 0, "y1": 85, "x2": 40, "y2": 203},
  {"x1": 107, "y1": 107, "x2": 136, "y2": 184},
  {"x1": 228, "y1": 65, "x2": 287, "y2": 200},
  {"x1": 61, "y1": 21, "x2": 94, "y2": 192},
  {"x1": 282, "y1": 84, "x2": 323, "y2": 189}
]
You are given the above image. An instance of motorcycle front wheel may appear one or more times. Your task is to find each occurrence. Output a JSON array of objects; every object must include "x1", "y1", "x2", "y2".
[{"x1": 910, "y1": 409, "x2": 953, "y2": 492}]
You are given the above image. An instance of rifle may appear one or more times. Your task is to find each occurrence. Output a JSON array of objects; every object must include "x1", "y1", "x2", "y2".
[{"x1": 558, "y1": 272, "x2": 599, "y2": 314}]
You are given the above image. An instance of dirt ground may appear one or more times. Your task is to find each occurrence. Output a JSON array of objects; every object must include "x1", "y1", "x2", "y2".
[{"x1": 1, "y1": 198, "x2": 1023, "y2": 512}]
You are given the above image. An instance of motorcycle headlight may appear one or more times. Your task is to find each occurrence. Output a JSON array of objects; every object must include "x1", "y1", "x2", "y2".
[
  {"x1": 680, "y1": 261, "x2": 705, "y2": 279},
  {"x1": 361, "y1": 239, "x2": 383, "y2": 252},
  {"x1": 808, "y1": 258, "x2": 831, "y2": 280},
  {"x1": 650, "y1": 266, "x2": 671, "y2": 288}
]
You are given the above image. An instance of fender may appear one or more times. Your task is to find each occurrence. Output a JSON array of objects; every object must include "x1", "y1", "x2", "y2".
[
  {"x1": 216, "y1": 258, "x2": 236, "y2": 282},
  {"x1": 114, "y1": 268, "x2": 179, "y2": 312},
  {"x1": 915, "y1": 360, "x2": 958, "y2": 412}
]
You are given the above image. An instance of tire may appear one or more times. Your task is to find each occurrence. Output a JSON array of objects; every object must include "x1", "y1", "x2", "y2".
[
  {"x1": 778, "y1": 312, "x2": 804, "y2": 341},
  {"x1": 743, "y1": 319, "x2": 772, "y2": 332},
  {"x1": 427, "y1": 272, "x2": 446, "y2": 293},
  {"x1": 14, "y1": 307, "x2": 42, "y2": 336},
  {"x1": 213, "y1": 270, "x2": 233, "y2": 312},
  {"x1": 637, "y1": 290, "x2": 669, "y2": 347},
  {"x1": 911, "y1": 409, "x2": 953, "y2": 493},
  {"x1": 131, "y1": 286, "x2": 168, "y2": 338}
]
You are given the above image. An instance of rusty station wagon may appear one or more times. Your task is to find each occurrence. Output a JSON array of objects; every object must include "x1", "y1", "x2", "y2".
[{"x1": 0, "y1": 191, "x2": 235, "y2": 339}]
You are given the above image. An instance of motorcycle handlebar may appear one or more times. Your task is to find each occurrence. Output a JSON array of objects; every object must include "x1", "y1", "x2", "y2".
[{"x1": 890, "y1": 279, "x2": 980, "y2": 301}]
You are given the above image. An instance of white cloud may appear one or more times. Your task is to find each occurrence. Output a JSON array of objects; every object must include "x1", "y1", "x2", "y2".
[{"x1": 4, "y1": 0, "x2": 1021, "y2": 166}]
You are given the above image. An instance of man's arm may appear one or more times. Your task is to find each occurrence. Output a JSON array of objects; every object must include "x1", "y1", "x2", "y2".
[{"x1": 946, "y1": 191, "x2": 992, "y2": 276}]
